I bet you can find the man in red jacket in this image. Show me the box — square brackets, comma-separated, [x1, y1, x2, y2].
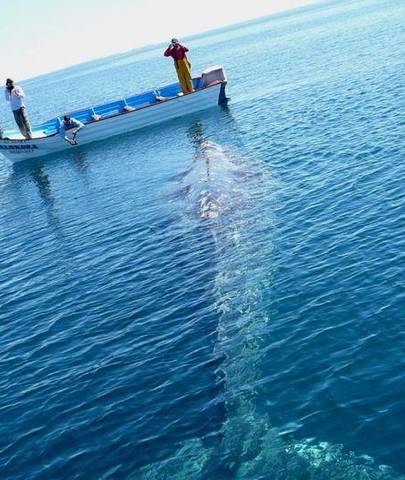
[164, 39, 194, 94]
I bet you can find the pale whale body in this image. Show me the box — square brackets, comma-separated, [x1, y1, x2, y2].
[133, 140, 403, 480]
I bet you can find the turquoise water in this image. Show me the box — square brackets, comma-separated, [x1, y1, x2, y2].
[1, 0, 405, 478]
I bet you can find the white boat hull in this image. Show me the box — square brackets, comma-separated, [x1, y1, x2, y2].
[0, 81, 226, 163]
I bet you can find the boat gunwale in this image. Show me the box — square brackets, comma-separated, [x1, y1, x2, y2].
[0, 81, 226, 144]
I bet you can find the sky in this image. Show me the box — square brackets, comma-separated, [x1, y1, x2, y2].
[1, 0, 320, 80]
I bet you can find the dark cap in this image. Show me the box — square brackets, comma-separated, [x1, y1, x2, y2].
[6, 78, 13, 84]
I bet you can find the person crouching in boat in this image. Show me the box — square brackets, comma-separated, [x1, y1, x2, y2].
[60, 116, 84, 145]
[164, 39, 194, 94]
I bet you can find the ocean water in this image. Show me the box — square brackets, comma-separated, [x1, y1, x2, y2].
[1, 0, 405, 478]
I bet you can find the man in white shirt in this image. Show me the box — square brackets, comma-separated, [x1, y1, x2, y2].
[59, 116, 85, 145]
[4, 78, 32, 139]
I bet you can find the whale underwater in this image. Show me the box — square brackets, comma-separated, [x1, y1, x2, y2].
[131, 136, 404, 480]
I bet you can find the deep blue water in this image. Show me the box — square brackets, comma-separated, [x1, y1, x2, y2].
[1, 0, 405, 478]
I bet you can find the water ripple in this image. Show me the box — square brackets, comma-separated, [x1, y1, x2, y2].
[1, 1, 405, 479]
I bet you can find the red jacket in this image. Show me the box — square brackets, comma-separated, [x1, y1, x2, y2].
[164, 44, 189, 61]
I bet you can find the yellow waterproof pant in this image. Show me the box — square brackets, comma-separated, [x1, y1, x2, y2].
[175, 58, 194, 93]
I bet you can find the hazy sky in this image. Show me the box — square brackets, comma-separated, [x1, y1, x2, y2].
[1, 0, 320, 80]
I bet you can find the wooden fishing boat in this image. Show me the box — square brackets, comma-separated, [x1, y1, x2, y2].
[0, 66, 228, 163]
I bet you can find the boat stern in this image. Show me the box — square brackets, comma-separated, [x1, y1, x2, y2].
[201, 66, 229, 105]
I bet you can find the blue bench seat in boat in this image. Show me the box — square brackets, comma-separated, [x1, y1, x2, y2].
[67, 108, 94, 124]
[158, 83, 182, 98]
[34, 118, 60, 137]
[125, 91, 157, 109]
[193, 77, 203, 90]
[93, 100, 125, 118]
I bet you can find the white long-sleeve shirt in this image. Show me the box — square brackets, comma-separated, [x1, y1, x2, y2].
[4, 86, 25, 111]
[59, 118, 85, 139]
